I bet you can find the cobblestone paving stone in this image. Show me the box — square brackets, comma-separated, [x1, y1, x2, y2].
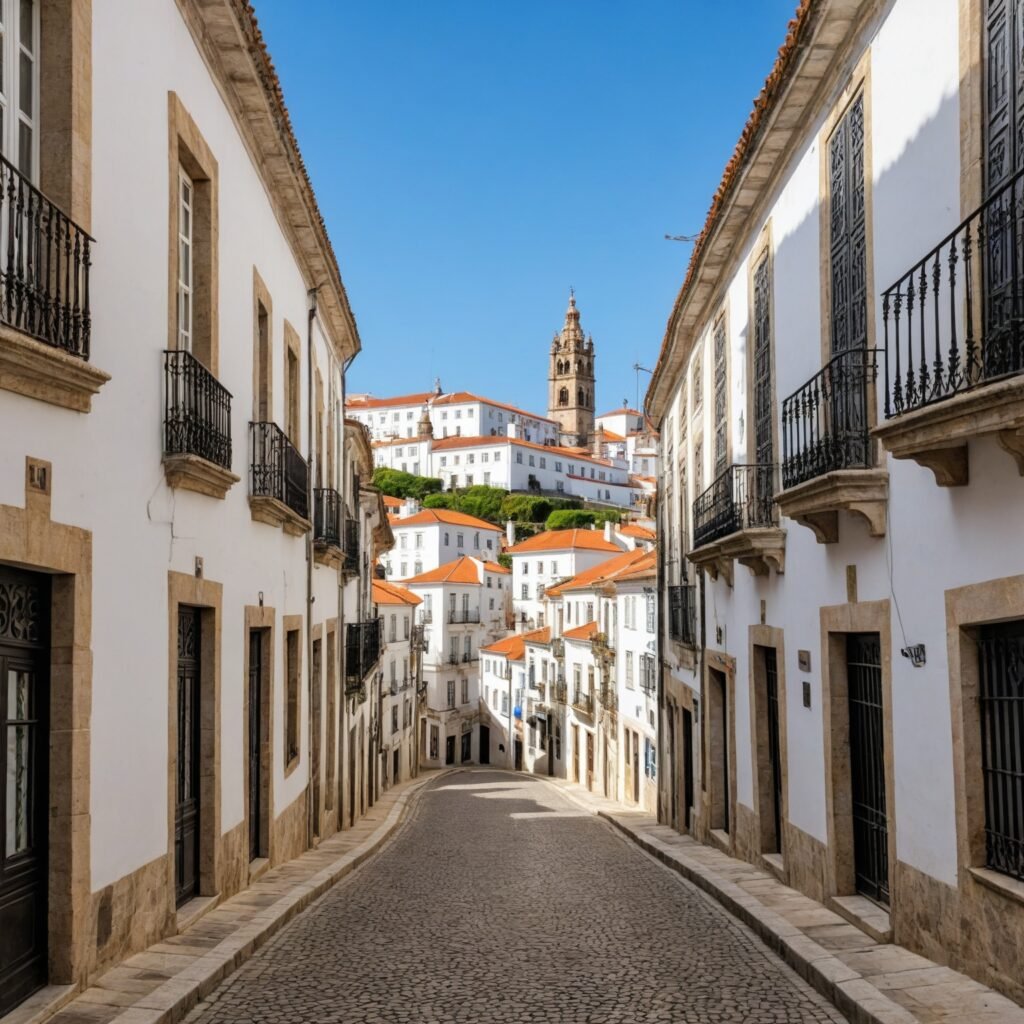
[185, 771, 846, 1023]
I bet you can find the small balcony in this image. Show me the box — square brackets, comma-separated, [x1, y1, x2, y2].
[689, 464, 785, 585]
[249, 421, 310, 534]
[875, 166, 1024, 485]
[777, 348, 888, 543]
[553, 681, 568, 705]
[0, 155, 110, 411]
[599, 687, 618, 717]
[342, 515, 359, 575]
[572, 690, 594, 716]
[312, 487, 343, 567]
[162, 349, 238, 498]
[345, 618, 382, 693]
[667, 584, 697, 647]
[448, 609, 480, 624]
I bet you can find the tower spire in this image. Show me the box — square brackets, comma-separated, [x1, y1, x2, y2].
[547, 290, 596, 447]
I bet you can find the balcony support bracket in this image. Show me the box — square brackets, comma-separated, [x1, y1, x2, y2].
[688, 527, 786, 587]
[164, 453, 239, 500]
[249, 495, 312, 536]
[875, 375, 1024, 486]
[775, 469, 888, 544]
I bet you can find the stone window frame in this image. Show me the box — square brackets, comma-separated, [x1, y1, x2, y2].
[946, 574, 1024, 910]
[243, 604, 275, 874]
[703, 649, 736, 853]
[252, 267, 273, 423]
[283, 320, 301, 445]
[819, 598, 896, 920]
[325, 621, 338, 817]
[745, 222, 779, 468]
[283, 615, 303, 777]
[166, 571, 223, 914]
[167, 92, 219, 376]
[748, 625, 789, 874]
[711, 309, 730, 478]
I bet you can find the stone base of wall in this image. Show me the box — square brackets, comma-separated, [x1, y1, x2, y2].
[217, 818, 248, 902]
[732, 802, 760, 863]
[272, 787, 308, 867]
[782, 821, 829, 903]
[87, 852, 172, 983]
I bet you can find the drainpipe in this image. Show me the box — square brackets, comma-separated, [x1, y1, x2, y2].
[340, 350, 355, 825]
[306, 287, 319, 848]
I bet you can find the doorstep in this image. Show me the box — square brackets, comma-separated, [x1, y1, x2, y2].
[27, 771, 448, 1024]
[539, 775, 1024, 1024]
[0, 986, 77, 1024]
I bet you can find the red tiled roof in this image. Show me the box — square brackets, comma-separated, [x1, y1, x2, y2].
[390, 509, 503, 532]
[346, 390, 437, 411]
[597, 407, 643, 419]
[620, 524, 656, 541]
[482, 560, 510, 575]
[431, 392, 556, 424]
[547, 548, 651, 596]
[614, 551, 658, 582]
[372, 580, 421, 606]
[382, 495, 403, 509]
[403, 556, 481, 586]
[430, 434, 616, 470]
[481, 627, 551, 660]
[563, 621, 599, 642]
[346, 390, 555, 424]
[506, 529, 621, 555]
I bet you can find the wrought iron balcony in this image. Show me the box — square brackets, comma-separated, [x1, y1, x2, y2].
[781, 348, 880, 489]
[689, 464, 784, 582]
[250, 421, 309, 522]
[448, 609, 480, 624]
[693, 463, 777, 548]
[342, 516, 359, 573]
[553, 681, 567, 704]
[571, 690, 594, 716]
[876, 166, 1024, 484]
[0, 155, 92, 358]
[551, 638, 565, 659]
[461, 651, 477, 663]
[163, 349, 232, 469]
[313, 487, 341, 547]
[411, 624, 427, 652]
[667, 584, 697, 646]
[345, 618, 382, 692]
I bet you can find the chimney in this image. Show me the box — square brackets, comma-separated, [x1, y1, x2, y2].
[401, 497, 419, 519]
[603, 520, 614, 544]
[506, 420, 519, 439]
[506, 519, 516, 548]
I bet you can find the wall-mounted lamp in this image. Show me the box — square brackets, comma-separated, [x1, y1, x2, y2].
[901, 644, 926, 667]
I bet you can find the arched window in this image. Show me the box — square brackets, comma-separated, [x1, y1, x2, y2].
[558, 387, 569, 407]
[578, 387, 584, 405]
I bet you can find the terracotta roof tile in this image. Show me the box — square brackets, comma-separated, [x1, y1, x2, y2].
[481, 626, 551, 659]
[403, 556, 482, 586]
[483, 560, 511, 575]
[372, 580, 421, 606]
[390, 509, 503, 532]
[546, 548, 651, 596]
[620, 524, 656, 541]
[563, 621, 600, 642]
[506, 529, 622, 555]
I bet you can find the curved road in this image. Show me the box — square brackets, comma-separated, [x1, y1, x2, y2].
[187, 770, 844, 1023]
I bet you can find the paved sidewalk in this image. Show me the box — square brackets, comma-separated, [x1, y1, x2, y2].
[539, 775, 1024, 1024]
[11, 771, 446, 1024]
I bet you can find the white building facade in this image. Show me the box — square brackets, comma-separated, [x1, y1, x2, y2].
[381, 505, 504, 581]
[649, 0, 1024, 1004]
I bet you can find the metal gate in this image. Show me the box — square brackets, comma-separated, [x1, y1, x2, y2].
[977, 621, 1024, 881]
[764, 647, 783, 854]
[0, 568, 50, 1017]
[847, 633, 888, 904]
[175, 607, 201, 907]
[247, 629, 262, 863]
[753, 252, 774, 515]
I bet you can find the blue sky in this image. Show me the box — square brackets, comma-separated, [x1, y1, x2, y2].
[255, 1, 797, 417]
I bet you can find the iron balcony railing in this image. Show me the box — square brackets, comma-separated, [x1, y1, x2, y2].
[572, 690, 594, 716]
[419, 610, 433, 624]
[448, 609, 480, 624]
[692, 463, 777, 549]
[250, 421, 309, 521]
[345, 618, 382, 691]
[446, 653, 460, 665]
[883, 166, 1024, 418]
[313, 487, 341, 547]
[461, 651, 477, 663]
[667, 584, 697, 646]
[163, 349, 232, 469]
[342, 516, 359, 573]
[781, 348, 880, 489]
[0, 154, 92, 358]
[553, 681, 567, 704]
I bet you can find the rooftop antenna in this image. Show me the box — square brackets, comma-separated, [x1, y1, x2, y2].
[633, 363, 653, 414]
[664, 233, 700, 242]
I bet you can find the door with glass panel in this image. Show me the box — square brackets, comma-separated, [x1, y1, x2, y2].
[0, 566, 49, 1017]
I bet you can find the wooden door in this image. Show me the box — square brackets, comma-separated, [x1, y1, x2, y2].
[586, 732, 594, 791]
[247, 629, 262, 862]
[0, 569, 49, 1017]
[175, 607, 201, 907]
[624, 730, 632, 799]
[571, 725, 580, 783]
[445, 735, 455, 765]
[682, 708, 694, 831]
[311, 639, 321, 839]
[479, 724, 490, 764]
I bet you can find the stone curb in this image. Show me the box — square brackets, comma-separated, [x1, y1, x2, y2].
[99, 770, 450, 1024]
[536, 777, 917, 1024]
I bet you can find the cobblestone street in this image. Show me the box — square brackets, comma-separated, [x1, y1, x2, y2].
[186, 770, 844, 1024]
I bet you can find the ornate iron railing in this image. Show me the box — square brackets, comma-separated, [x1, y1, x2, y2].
[667, 584, 696, 646]
[0, 155, 92, 358]
[448, 609, 480, 624]
[249, 421, 309, 521]
[883, 166, 1024, 417]
[692, 463, 777, 549]
[781, 348, 880, 489]
[342, 516, 359, 572]
[553, 681, 567, 704]
[345, 618, 382, 691]
[640, 655, 657, 697]
[572, 690, 593, 715]
[461, 651, 477, 663]
[163, 350, 232, 469]
[313, 488, 341, 547]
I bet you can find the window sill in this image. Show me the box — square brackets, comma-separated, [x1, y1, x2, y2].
[761, 851, 786, 882]
[164, 453, 239, 499]
[175, 893, 220, 934]
[827, 894, 892, 944]
[0, 321, 109, 412]
[873, 373, 1024, 486]
[968, 866, 1024, 909]
[708, 828, 732, 854]
[249, 495, 311, 536]
[248, 857, 270, 885]
[283, 753, 301, 779]
[775, 468, 887, 543]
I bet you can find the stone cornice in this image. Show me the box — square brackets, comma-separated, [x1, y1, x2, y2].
[176, 0, 359, 362]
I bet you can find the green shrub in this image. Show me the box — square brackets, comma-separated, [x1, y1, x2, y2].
[372, 468, 443, 500]
[544, 508, 622, 531]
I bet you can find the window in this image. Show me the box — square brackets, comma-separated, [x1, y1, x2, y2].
[501, 692, 509, 715]
[391, 706, 399, 734]
[399, 534, 407, 549]
[467, 454, 475, 464]
[446, 680, 456, 708]
[465, 474, 473, 486]
[495, 451, 502, 462]
[536, 584, 545, 600]
[487, 538, 493, 549]
[521, 584, 529, 599]
[692, 348, 703, 409]
[430, 725, 439, 759]
[713, 318, 728, 475]
[404, 616, 410, 639]
[536, 561, 543, 573]
[586, 602, 594, 622]
[285, 335, 300, 443]
[177, 170, 194, 352]
[457, 533, 464, 548]
[440, 456, 447, 467]
[516, 451, 523, 464]
[626, 652, 634, 688]
[484, 472, 491, 485]
[415, 532, 423, 549]
[523, 563, 529, 575]
[461, 678, 469, 704]
[444, 532, 450, 546]
[646, 595, 656, 633]
[389, 614, 397, 641]
[395, 447, 403, 457]
[489, 597, 494, 609]
[529, 455, 535, 466]
[414, 561, 422, 575]
[474, 532, 480, 548]
[285, 627, 300, 765]
[0, 1, 38, 179]
[540, 457, 546, 469]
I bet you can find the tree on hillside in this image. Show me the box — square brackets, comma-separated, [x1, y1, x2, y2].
[545, 508, 621, 531]
[372, 468, 443, 500]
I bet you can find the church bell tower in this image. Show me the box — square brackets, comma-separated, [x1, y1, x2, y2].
[547, 290, 595, 447]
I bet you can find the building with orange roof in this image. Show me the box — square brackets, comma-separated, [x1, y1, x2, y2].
[381, 505, 504, 582]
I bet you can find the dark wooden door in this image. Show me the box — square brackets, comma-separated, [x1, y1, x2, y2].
[632, 734, 640, 803]
[0, 569, 49, 1017]
[175, 607, 201, 907]
[460, 731, 471, 763]
[479, 724, 490, 764]
[764, 647, 783, 854]
[847, 633, 888, 905]
[682, 708, 694, 831]
[445, 735, 455, 765]
[311, 639, 321, 839]
[247, 629, 262, 863]
[586, 732, 594, 791]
